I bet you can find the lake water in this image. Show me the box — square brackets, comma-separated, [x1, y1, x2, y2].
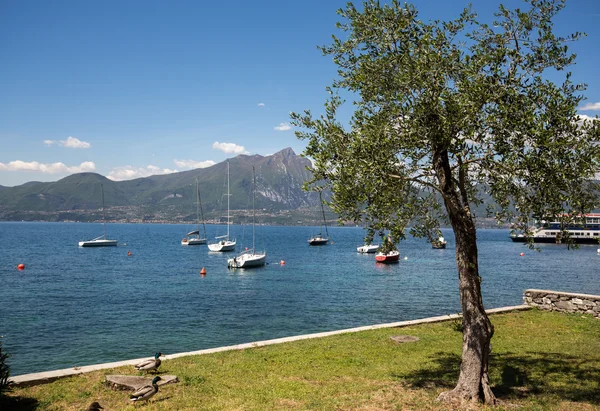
[1, 222, 599, 375]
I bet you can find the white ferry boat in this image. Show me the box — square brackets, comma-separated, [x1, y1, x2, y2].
[510, 214, 600, 244]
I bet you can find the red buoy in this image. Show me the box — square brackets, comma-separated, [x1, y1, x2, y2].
[520, 252, 525, 257]
[127, 251, 132, 256]
[17, 263, 25, 270]
[200, 267, 207, 276]
[280, 260, 285, 265]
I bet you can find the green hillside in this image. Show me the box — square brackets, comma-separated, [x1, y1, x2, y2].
[0, 148, 324, 222]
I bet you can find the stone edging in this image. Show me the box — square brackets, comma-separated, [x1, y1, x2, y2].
[10, 304, 530, 387]
[524, 289, 600, 318]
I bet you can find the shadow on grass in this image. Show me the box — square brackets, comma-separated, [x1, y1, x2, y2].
[0, 394, 39, 410]
[394, 351, 600, 405]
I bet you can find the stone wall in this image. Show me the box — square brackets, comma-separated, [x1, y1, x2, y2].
[523, 289, 600, 318]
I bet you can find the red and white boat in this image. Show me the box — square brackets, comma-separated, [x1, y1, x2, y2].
[375, 250, 400, 263]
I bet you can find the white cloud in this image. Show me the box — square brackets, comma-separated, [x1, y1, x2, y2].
[579, 102, 600, 111]
[107, 165, 177, 181]
[0, 160, 96, 174]
[258, 103, 265, 107]
[61, 136, 91, 148]
[576, 114, 599, 122]
[43, 136, 91, 149]
[212, 141, 249, 155]
[274, 122, 292, 131]
[173, 159, 216, 169]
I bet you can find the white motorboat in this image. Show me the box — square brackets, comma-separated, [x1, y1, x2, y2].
[357, 244, 379, 253]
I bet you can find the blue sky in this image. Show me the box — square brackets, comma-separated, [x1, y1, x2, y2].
[1, 0, 599, 186]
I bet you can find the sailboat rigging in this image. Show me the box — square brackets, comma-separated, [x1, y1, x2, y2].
[208, 161, 236, 252]
[181, 177, 207, 246]
[79, 183, 118, 247]
[308, 191, 329, 245]
[228, 166, 266, 268]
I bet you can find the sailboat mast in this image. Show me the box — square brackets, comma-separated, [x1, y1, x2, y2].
[320, 191, 328, 237]
[195, 178, 200, 232]
[197, 177, 207, 239]
[101, 183, 107, 240]
[252, 166, 256, 252]
[226, 161, 230, 239]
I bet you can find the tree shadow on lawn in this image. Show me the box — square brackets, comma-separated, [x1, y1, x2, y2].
[0, 394, 39, 410]
[393, 351, 600, 405]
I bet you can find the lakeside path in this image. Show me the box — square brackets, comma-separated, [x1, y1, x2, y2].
[4, 306, 600, 410]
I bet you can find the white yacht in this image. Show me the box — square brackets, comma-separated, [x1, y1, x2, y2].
[510, 214, 600, 244]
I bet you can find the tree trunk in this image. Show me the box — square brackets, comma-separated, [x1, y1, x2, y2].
[433, 149, 496, 405]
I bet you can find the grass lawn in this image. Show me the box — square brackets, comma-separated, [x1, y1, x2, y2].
[2, 309, 599, 410]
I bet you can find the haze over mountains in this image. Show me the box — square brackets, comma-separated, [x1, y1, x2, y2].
[0, 148, 330, 223]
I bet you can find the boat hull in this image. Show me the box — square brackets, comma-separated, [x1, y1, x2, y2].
[308, 237, 328, 246]
[181, 238, 207, 246]
[432, 242, 447, 249]
[375, 251, 399, 263]
[208, 240, 236, 252]
[79, 239, 118, 247]
[228, 252, 266, 268]
[510, 235, 600, 244]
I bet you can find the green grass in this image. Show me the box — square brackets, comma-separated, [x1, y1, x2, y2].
[2, 309, 599, 410]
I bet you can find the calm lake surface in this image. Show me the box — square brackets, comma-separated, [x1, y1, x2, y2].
[1, 222, 599, 375]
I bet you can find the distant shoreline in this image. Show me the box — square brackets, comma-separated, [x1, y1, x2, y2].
[0, 218, 510, 229]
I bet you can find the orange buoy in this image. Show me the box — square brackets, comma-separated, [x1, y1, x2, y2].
[200, 267, 207, 276]
[127, 251, 132, 256]
[280, 260, 285, 265]
[520, 252, 525, 257]
[17, 263, 25, 270]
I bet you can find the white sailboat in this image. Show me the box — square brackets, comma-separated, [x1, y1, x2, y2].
[79, 184, 118, 247]
[308, 191, 329, 245]
[228, 167, 266, 268]
[181, 177, 207, 246]
[208, 161, 236, 252]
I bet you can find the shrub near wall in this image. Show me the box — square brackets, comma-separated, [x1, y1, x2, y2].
[0, 334, 10, 396]
[524, 289, 600, 318]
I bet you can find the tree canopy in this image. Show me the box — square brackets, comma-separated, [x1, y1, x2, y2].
[293, 0, 599, 244]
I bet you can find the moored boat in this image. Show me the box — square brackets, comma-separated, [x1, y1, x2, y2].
[228, 167, 266, 269]
[308, 233, 328, 246]
[308, 191, 329, 246]
[357, 244, 379, 253]
[79, 184, 118, 247]
[208, 161, 236, 252]
[181, 177, 207, 246]
[432, 236, 447, 249]
[375, 250, 400, 263]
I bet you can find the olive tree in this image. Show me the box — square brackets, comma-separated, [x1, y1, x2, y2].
[292, 0, 599, 404]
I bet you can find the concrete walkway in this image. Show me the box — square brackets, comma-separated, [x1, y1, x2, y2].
[10, 304, 530, 387]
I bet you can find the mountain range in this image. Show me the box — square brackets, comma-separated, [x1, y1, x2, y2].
[0, 148, 331, 224]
